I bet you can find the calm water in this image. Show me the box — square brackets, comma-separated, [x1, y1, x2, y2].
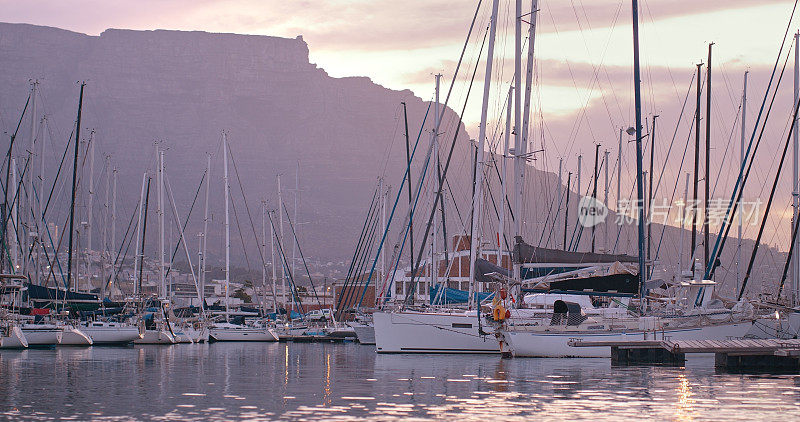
[0, 342, 799, 421]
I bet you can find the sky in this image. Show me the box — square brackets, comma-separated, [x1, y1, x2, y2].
[4, 0, 800, 254]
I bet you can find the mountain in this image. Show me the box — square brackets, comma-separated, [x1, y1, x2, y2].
[0, 23, 786, 299]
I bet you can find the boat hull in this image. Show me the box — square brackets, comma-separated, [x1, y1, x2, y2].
[81, 325, 142, 345]
[0, 326, 28, 349]
[373, 311, 498, 354]
[21, 325, 62, 346]
[209, 327, 279, 342]
[348, 322, 376, 345]
[505, 321, 754, 358]
[59, 327, 93, 346]
[134, 329, 175, 344]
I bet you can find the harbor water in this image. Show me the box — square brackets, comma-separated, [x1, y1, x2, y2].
[1, 342, 799, 420]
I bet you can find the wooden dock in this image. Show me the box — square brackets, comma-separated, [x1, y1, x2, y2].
[568, 338, 800, 372]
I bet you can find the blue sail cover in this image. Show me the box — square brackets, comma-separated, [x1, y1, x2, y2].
[429, 285, 494, 305]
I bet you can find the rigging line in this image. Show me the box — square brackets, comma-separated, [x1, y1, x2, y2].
[282, 201, 322, 308]
[402, 28, 485, 307]
[706, 0, 799, 279]
[227, 144, 270, 270]
[163, 169, 205, 278]
[106, 196, 140, 293]
[778, 198, 800, 298]
[651, 70, 696, 200]
[739, 96, 800, 300]
[342, 199, 383, 311]
[335, 185, 380, 315]
[372, 101, 434, 308]
[653, 102, 698, 265]
[227, 187, 251, 272]
[266, 209, 305, 313]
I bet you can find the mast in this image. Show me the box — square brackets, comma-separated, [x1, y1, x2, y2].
[270, 207, 278, 311]
[500, 86, 513, 262]
[278, 175, 285, 308]
[679, 173, 690, 278]
[401, 102, 415, 281]
[739, 71, 748, 298]
[513, 0, 524, 250]
[468, 0, 500, 309]
[292, 162, 299, 290]
[604, 149, 609, 252]
[138, 177, 152, 298]
[432, 73, 441, 291]
[563, 172, 572, 250]
[691, 63, 702, 272]
[647, 115, 657, 278]
[111, 167, 117, 281]
[158, 147, 166, 298]
[223, 132, 231, 319]
[705, 43, 713, 275]
[794, 33, 799, 306]
[201, 154, 211, 307]
[521, 0, 538, 234]
[617, 128, 623, 246]
[632, 0, 647, 313]
[67, 82, 85, 291]
[87, 130, 95, 291]
[102, 155, 110, 298]
[592, 144, 599, 253]
[133, 173, 146, 296]
[27, 80, 37, 280]
[10, 159, 18, 272]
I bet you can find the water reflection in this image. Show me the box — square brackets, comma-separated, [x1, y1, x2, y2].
[0, 344, 799, 420]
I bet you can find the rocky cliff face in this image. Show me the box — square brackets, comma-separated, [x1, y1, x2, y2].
[0, 23, 473, 270]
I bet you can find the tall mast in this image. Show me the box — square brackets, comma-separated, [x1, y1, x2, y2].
[513, 0, 524, 246]
[67, 82, 85, 291]
[87, 130, 95, 291]
[27, 80, 37, 280]
[133, 173, 146, 296]
[158, 147, 166, 298]
[201, 154, 211, 307]
[592, 144, 599, 253]
[292, 162, 299, 289]
[111, 167, 117, 286]
[617, 128, 623, 246]
[631, 0, 647, 313]
[270, 207, 278, 311]
[604, 149, 610, 252]
[647, 115, 657, 278]
[401, 102, 415, 280]
[521, 0, 538, 235]
[10, 159, 18, 272]
[794, 33, 799, 306]
[278, 175, 285, 308]
[738, 71, 748, 298]
[468, 0, 500, 309]
[102, 155, 110, 298]
[138, 177, 152, 298]
[38, 114, 47, 285]
[704, 43, 713, 275]
[223, 132, 231, 318]
[691, 63, 702, 273]
[563, 172, 572, 250]
[679, 173, 690, 278]
[500, 86, 513, 262]
[432, 73, 441, 291]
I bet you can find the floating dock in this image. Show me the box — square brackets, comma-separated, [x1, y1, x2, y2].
[568, 338, 800, 372]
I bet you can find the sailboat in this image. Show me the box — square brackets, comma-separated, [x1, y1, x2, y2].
[207, 132, 279, 342]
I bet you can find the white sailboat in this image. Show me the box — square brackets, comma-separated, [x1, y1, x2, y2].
[20, 323, 62, 346]
[79, 321, 141, 345]
[206, 133, 279, 342]
[0, 323, 28, 349]
[58, 324, 93, 346]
